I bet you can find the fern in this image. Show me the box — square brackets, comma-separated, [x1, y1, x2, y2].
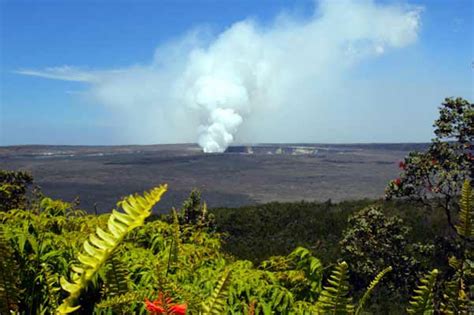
[288, 246, 323, 298]
[56, 185, 167, 314]
[456, 179, 473, 239]
[316, 261, 355, 314]
[440, 277, 470, 314]
[270, 285, 294, 311]
[202, 269, 232, 314]
[407, 269, 438, 314]
[170, 208, 182, 268]
[104, 255, 130, 297]
[40, 263, 60, 312]
[96, 291, 142, 309]
[439, 256, 471, 314]
[0, 228, 21, 314]
[355, 266, 392, 315]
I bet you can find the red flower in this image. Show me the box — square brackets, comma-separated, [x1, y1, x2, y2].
[394, 178, 401, 186]
[145, 299, 165, 313]
[145, 293, 187, 315]
[169, 304, 187, 315]
[431, 159, 438, 165]
[398, 161, 406, 170]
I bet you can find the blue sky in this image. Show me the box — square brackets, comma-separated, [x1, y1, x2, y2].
[0, 0, 472, 146]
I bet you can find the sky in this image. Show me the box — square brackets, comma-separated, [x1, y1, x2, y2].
[0, 0, 472, 148]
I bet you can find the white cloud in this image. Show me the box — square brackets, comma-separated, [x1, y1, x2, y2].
[16, 66, 100, 82]
[17, 0, 423, 150]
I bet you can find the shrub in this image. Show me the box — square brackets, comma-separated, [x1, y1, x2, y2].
[340, 206, 433, 298]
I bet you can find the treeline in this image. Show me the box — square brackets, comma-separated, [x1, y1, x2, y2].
[211, 198, 450, 264]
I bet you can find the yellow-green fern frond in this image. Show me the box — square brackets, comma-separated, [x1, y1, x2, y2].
[456, 180, 473, 238]
[56, 185, 167, 314]
[355, 266, 392, 315]
[316, 261, 355, 314]
[202, 269, 232, 315]
[407, 269, 438, 315]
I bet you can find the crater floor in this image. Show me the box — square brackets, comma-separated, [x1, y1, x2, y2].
[0, 143, 427, 213]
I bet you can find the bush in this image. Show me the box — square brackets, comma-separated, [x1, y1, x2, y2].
[0, 170, 33, 212]
[340, 207, 434, 302]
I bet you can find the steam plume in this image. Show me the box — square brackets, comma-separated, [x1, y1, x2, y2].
[17, 0, 422, 152]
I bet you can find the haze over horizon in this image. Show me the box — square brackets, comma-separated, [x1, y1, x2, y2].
[1, 0, 473, 150]
[1, 141, 432, 148]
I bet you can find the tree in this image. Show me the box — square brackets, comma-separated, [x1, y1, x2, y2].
[340, 207, 432, 299]
[0, 170, 33, 212]
[386, 97, 473, 231]
[179, 189, 215, 230]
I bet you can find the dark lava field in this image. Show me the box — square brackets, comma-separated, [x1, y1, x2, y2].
[0, 143, 428, 213]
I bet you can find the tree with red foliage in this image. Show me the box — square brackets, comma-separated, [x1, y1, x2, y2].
[386, 97, 473, 232]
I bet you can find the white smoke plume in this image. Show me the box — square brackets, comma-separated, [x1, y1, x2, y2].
[17, 0, 422, 152]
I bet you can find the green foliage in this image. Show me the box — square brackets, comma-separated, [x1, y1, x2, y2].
[0, 196, 91, 314]
[182, 189, 202, 224]
[340, 206, 432, 298]
[440, 257, 472, 314]
[434, 97, 473, 144]
[104, 255, 130, 298]
[167, 208, 182, 273]
[316, 261, 355, 314]
[456, 179, 474, 239]
[0, 190, 460, 314]
[355, 266, 392, 315]
[0, 170, 33, 212]
[96, 291, 143, 310]
[212, 199, 373, 263]
[0, 228, 21, 314]
[287, 247, 323, 300]
[202, 269, 232, 314]
[440, 179, 474, 314]
[0, 162, 471, 314]
[386, 97, 473, 231]
[407, 269, 438, 314]
[57, 185, 168, 314]
[179, 189, 215, 230]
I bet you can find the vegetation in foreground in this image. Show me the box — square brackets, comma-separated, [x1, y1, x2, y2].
[0, 97, 472, 314]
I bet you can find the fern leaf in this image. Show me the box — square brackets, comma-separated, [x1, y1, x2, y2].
[104, 255, 130, 297]
[0, 228, 21, 314]
[407, 269, 438, 315]
[289, 246, 323, 299]
[355, 266, 392, 315]
[171, 208, 181, 266]
[96, 291, 142, 309]
[202, 269, 232, 315]
[316, 261, 355, 314]
[456, 180, 473, 238]
[439, 256, 471, 314]
[56, 185, 167, 314]
[41, 263, 61, 312]
[440, 277, 470, 314]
